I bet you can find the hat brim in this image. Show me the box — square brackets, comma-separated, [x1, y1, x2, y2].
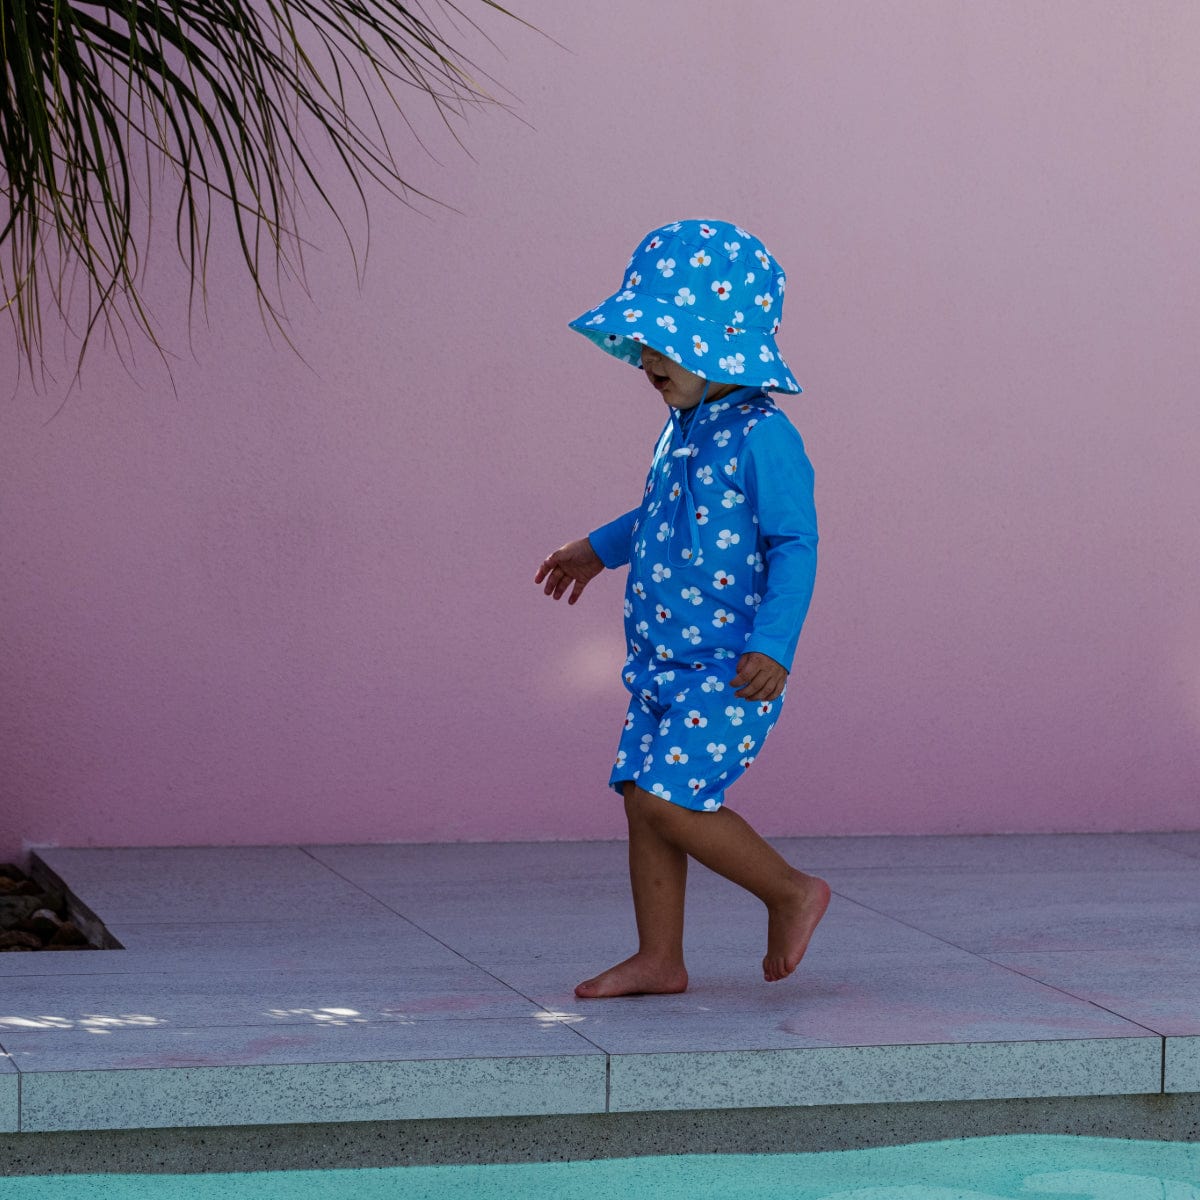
[569, 291, 801, 394]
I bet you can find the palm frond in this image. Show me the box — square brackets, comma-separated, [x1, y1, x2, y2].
[0, 0, 533, 389]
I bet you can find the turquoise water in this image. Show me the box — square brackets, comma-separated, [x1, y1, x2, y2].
[7, 1135, 1200, 1198]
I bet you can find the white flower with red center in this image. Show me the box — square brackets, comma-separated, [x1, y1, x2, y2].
[649, 783, 672, 801]
[759, 345, 775, 362]
[646, 236, 663, 251]
[718, 353, 745, 375]
[699, 223, 717, 238]
[711, 280, 733, 302]
[655, 603, 671, 624]
[622, 712, 635, 731]
[655, 644, 671, 661]
[724, 456, 738, 476]
[763, 377, 780, 388]
[721, 490, 744, 509]
[689, 777, 707, 795]
[743, 419, 758, 436]
[691, 335, 708, 356]
[754, 293, 773, 313]
[738, 755, 755, 769]
[757, 700, 774, 716]
[713, 609, 735, 628]
[657, 521, 671, 542]
[696, 464, 714, 485]
[633, 581, 646, 599]
[657, 257, 675, 277]
[755, 248, 770, 270]
[690, 249, 712, 268]
[681, 625, 701, 645]
[656, 314, 677, 333]
[684, 710, 708, 729]
[666, 747, 689, 765]
[624, 670, 636, 684]
[738, 735, 756, 754]
[615, 749, 627, 769]
[694, 505, 710, 525]
[725, 705, 745, 727]
[712, 569, 734, 590]
[701, 675, 725, 693]
[707, 742, 727, 762]
[651, 562, 672, 583]
[713, 428, 731, 448]
[681, 585, 703, 606]
[630, 332, 647, 344]
[724, 240, 740, 260]
[623, 308, 642, 323]
[771, 317, 781, 334]
[675, 287, 696, 307]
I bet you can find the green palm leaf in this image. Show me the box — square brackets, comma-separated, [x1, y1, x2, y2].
[0, 0, 530, 387]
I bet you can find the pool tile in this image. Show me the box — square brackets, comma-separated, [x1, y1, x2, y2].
[16, 1018, 604, 1130]
[609, 1036, 1160, 1111]
[990, 948, 1200, 1036]
[1165, 1036, 1200, 1092]
[824, 868, 1200, 952]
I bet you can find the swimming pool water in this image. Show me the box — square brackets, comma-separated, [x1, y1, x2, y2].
[7, 1135, 1200, 1198]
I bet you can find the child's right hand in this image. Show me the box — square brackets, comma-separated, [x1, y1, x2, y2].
[535, 538, 605, 605]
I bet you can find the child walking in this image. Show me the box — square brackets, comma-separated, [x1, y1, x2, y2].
[535, 219, 830, 999]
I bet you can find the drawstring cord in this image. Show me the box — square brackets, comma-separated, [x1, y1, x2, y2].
[666, 381, 709, 567]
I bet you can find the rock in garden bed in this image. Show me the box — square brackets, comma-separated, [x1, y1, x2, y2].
[0, 863, 94, 951]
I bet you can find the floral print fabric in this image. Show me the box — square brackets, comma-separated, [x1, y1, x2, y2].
[589, 387, 818, 812]
[569, 218, 802, 394]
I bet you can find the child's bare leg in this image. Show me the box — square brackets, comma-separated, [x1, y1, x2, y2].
[625, 784, 830, 982]
[574, 784, 690, 999]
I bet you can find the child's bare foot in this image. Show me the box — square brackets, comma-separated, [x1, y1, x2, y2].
[763, 870, 831, 982]
[574, 953, 689, 999]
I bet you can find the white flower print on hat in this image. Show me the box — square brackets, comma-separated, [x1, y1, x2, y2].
[569, 219, 802, 393]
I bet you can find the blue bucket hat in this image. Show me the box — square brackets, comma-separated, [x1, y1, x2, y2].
[569, 218, 801, 394]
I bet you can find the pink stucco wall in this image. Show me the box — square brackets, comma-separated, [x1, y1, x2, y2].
[2, 2, 1199, 861]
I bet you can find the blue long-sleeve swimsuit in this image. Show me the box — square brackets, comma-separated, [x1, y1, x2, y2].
[588, 385, 818, 811]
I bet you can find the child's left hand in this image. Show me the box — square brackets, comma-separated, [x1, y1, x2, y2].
[731, 652, 788, 701]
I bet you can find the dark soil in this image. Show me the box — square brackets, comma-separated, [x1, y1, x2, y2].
[0, 863, 95, 951]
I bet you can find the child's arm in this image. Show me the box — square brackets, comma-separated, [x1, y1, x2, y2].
[535, 508, 638, 605]
[738, 419, 819, 677]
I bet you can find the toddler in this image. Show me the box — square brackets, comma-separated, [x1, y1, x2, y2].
[535, 219, 829, 998]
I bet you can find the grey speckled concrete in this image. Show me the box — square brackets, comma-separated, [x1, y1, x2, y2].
[2, 834, 1195, 1136]
[0, 1050, 16, 1134]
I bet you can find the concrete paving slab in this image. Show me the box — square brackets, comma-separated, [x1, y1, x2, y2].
[0, 963, 546, 1036]
[825, 868, 1200, 953]
[0, 1049, 16, 1134]
[990, 948, 1200, 1036]
[14, 1020, 605, 1130]
[1166, 1037, 1200, 1092]
[0, 930, 471, 977]
[305, 840, 629, 886]
[1146, 832, 1200, 861]
[608, 1037, 1161, 1111]
[771, 833, 1198, 872]
[492, 951, 1157, 1047]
